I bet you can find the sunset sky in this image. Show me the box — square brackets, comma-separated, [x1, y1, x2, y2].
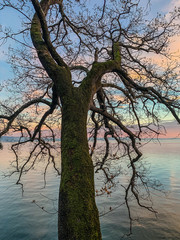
[0, 0, 180, 138]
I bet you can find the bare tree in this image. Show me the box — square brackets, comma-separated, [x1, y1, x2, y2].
[0, 0, 180, 239]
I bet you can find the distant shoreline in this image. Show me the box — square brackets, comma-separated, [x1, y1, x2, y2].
[0, 135, 179, 143]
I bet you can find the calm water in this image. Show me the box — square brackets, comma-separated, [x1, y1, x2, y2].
[0, 139, 180, 240]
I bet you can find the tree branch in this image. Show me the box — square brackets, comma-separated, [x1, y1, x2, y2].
[0, 98, 51, 137]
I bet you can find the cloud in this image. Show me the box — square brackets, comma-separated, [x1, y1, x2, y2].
[161, 120, 180, 138]
[164, 0, 180, 11]
[0, 48, 6, 61]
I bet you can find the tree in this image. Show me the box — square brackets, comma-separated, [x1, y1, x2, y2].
[0, 0, 180, 239]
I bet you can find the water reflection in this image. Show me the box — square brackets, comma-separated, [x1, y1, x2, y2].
[0, 139, 180, 239]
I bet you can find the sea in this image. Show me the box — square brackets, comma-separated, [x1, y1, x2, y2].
[0, 137, 180, 240]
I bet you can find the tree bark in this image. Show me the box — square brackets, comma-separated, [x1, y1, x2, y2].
[30, 1, 103, 238]
[58, 88, 102, 240]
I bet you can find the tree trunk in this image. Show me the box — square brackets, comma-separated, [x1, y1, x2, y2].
[58, 88, 102, 240]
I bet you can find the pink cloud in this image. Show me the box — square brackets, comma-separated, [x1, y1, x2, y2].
[160, 121, 180, 138]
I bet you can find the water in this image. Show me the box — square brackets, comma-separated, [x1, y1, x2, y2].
[0, 139, 180, 240]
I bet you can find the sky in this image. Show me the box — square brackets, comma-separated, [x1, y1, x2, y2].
[0, 0, 179, 82]
[0, 0, 180, 138]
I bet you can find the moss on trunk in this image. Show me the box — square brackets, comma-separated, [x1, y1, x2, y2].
[58, 88, 102, 240]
